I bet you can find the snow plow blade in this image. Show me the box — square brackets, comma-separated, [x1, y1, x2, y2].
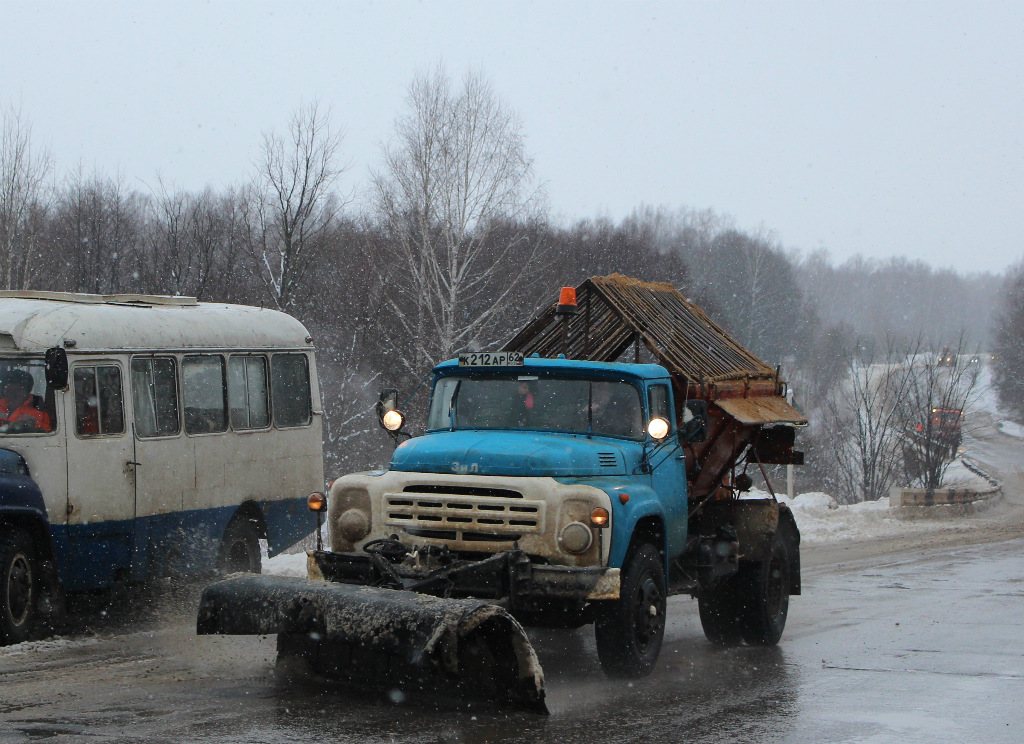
[197, 575, 547, 713]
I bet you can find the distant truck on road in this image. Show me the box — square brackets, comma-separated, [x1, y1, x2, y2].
[199, 275, 806, 711]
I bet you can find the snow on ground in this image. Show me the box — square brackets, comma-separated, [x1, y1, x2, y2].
[0, 636, 99, 657]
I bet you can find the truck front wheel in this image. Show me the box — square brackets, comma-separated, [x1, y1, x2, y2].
[594, 543, 666, 678]
[1, 529, 37, 645]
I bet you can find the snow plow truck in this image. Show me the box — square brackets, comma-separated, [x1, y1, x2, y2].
[196, 274, 806, 713]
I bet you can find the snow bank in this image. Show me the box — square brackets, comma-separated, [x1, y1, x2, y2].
[0, 636, 99, 657]
[263, 550, 309, 577]
[998, 420, 1024, 439]
[753, 488, 968, 545]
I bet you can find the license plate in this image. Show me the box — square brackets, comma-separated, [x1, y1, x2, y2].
[458, 351, 524, 367]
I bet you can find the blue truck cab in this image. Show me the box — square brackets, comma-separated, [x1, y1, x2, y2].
[390, 357, 689, 573]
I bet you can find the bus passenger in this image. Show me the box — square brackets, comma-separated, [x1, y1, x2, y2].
[0, 369, 52, 432]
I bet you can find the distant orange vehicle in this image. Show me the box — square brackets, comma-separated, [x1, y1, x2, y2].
[915, 406, 963, 451]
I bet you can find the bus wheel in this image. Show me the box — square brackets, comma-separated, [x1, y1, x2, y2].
[218, 517, 262, 575]
[594, 542, 666, 678]
[1, 529, 37, 645]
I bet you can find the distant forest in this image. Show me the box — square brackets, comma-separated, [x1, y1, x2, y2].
[2, 72, 1014, 493]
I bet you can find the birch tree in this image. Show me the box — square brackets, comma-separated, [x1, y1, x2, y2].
[371, 67, 546, 379]
[0, 105, 52, 289]
[246, 102, 348, 311]
[823, 339, 916, 503]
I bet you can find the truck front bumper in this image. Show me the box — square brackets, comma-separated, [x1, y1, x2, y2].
[308, 549, 620, 602]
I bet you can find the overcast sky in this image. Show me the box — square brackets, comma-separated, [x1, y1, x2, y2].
[3, 0, 1022, 274]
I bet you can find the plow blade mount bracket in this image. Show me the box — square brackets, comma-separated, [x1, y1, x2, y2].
[197, 575, 547, 713]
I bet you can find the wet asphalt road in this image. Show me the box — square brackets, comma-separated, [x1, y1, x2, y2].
[2, 535, 1023, 744]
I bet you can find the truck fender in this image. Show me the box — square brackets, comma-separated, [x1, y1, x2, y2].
[604, 484, 666, 570]
[777, 504, 801, 595]
[732, 498, 779, 564]
[730, 499, 801, 596]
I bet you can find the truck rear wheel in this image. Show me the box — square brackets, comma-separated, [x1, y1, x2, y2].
[697, 579, 744, 646]
[594, 543, 666, 678]
[1, 529, 37, 645]
[736, 534, 790, 646]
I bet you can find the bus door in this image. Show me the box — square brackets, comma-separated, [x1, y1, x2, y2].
[129, 356, 194, 576]
[64, 362, 135, 590]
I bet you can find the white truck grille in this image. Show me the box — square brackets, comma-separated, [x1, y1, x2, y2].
[383, 488, 545, 542]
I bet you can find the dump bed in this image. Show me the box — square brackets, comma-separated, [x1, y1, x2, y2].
[504, 274, 806, 499]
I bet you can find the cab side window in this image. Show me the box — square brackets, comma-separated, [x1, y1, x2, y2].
[271, 353, 312, 427]
[73, 366, 125, 436]
[648, 384, 671, 425]
[131, 357, 180, 437]
[182, 355, 228, 434]
[227, 355, 270, 429]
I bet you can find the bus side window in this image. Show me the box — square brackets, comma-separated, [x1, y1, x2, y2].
[74, 366, 125, 436]
[183, 355, 228, 435]
[131, 357, 180, 437]
[228, 355, 269, 429]
[271, 353, 312, 427]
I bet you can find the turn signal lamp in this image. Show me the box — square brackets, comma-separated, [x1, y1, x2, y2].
[647, 417, 670, 440]
[590, 507, 609, 528]
[382, 409, 404, 432]
[307, 491, 328, 513]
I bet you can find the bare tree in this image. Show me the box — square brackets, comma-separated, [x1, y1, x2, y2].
[823, 339, 916, 503]
[47, 169, 143, 295]
[143, 182, 248, 300]
[898, 337, 980, 493]
[0, 105, 52, 289]
[245, 102, 348, 310]
[370, 67, 546, 380]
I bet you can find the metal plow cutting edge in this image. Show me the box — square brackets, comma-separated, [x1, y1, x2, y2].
[197, 575, 548, 713]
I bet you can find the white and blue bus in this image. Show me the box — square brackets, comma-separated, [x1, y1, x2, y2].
[0, 292, 324, 644]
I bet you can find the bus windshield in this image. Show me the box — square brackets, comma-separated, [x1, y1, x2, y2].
[0, 357, 54, 434]
[427, 375, 644, 440]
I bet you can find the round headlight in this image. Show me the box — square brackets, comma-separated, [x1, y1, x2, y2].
[647, 417, 670, 440]
[382, 409, 404, 431]
[337, 508, 370, 542]
[559, 521, 593, 554]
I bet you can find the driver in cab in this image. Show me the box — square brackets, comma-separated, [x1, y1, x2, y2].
[0, 369, 52, 433]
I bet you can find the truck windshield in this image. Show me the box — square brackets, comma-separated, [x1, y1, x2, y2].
[0, 357, 55, 435]
[427, 375, 644, 439]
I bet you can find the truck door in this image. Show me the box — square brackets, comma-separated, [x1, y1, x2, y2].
[647, 383, 688, 558]
[64, 362, 136, 590]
